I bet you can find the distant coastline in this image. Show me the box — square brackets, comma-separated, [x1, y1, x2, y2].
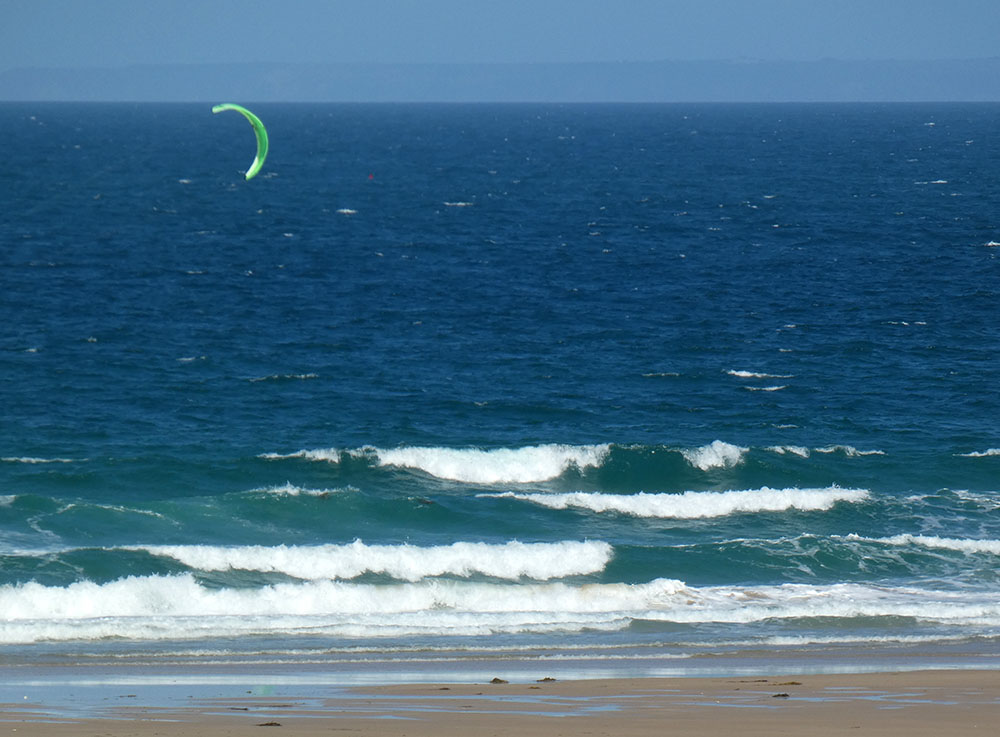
[2, 58, 1000, 102]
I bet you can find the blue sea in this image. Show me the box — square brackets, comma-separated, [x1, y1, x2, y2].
[3, 102, 1000, 679]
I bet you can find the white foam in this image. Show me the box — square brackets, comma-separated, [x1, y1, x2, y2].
[373, 444, 611, 483]
[958, 448, 1000, 457]
[766, 446, 811, 458]
[251, 483, 347, 497]
[2, 576, 996, 645]
[815, 445, 886, 457]
[84, 504, 165, 520]
[128, 540, 614, 582]
[726, 370, 793, 379]
[258, 444, 611, 482]
[484, 487, 869, 519]
[1, 456, 78, 464]
[247, 373, 319, 383]
[640, 581, 1000, 627]
[681, 440, 747, 471]
[0, 575, 686, 643]
[745, 384, 786, 392]
[259, 449, 343, 463]
[846, 534, 1000, 556]
[723, 632, 980, 648]
[767, 445, 886, 458]
[950, 490, 1000, 510]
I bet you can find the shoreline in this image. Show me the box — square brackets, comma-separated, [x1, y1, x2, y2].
[2, 664, 999, 736]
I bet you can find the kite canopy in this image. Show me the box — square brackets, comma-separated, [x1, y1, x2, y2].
[212, 103, 269, 180]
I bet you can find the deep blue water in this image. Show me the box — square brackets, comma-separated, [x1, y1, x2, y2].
[2, 102, 1000, 674]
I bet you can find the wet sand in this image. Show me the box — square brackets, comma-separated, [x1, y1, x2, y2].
[2, 669, 998, 736]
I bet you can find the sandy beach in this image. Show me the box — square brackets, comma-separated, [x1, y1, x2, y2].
[2, 669, 998, 736]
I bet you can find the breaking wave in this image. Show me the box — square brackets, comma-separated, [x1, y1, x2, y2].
[483, 487, 869, 519]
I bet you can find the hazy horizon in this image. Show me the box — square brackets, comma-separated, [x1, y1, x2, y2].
[4, 2, 999, 102]
[3, 58, 1000, 103]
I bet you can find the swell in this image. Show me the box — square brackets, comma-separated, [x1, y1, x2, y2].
[6, 440, 994, 508]
[257, 440, 898, 490]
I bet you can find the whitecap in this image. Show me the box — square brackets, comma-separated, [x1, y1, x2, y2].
[767, 446, 810, 458]
[845, 533, 1000, 556]
[373, 444, 611, 484]
[5, 574, 993, 645]
[259, 448, 343, 463]
[680, 440, 746, 471]
[251, 483, 347, 497]
[247, 373, 319, 383]
[127, 540, 613, 582]
[814, 445, 886, 457]
[485, 486, 868, 519]
[726, 369, 793, 379]
[0, 574, 685, 643]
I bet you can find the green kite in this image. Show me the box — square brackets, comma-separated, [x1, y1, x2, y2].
[212, 103, 269, 180]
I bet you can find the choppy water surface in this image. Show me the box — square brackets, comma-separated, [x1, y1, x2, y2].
[3, 102, 1000, 673]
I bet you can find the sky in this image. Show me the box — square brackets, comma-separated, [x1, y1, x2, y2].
[3, 0, 1000, 73]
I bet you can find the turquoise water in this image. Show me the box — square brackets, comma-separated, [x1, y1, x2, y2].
[3, 102, 1000, 672]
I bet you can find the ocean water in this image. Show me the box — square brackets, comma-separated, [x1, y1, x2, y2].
[3, 102, 1000, 677]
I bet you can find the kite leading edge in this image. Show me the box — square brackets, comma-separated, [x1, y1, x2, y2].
[212, 103, 269, 180]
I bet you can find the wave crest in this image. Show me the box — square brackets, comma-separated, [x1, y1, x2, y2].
[130, 540, 613, 582]
[959, 448, 1000, 458]
[681, 440, 747, 471]
[484, 487, 869, 519]
[374, 444, 611, 483]
[2, 576, 996, 645]
[846, 534, 1000, 556]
